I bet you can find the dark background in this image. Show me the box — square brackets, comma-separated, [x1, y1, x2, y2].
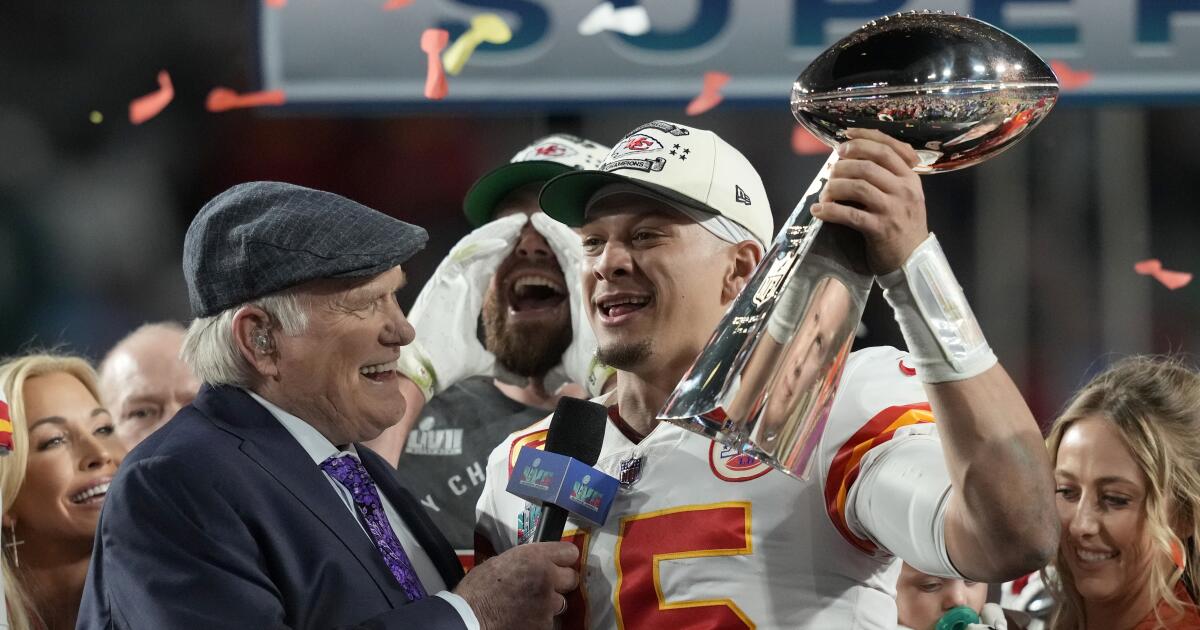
[2, 1, 1198, 424]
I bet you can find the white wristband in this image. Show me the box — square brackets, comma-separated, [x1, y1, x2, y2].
[878, 233, 996, 384]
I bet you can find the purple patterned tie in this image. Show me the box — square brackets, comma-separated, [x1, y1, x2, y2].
[320, 454, 428, 601]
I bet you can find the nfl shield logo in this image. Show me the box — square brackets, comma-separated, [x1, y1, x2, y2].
[618, 456, 643, 487]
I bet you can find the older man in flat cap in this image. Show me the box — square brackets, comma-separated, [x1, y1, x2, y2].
[78, 182, 579, 630]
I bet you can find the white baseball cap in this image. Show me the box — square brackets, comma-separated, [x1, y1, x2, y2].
[463, 133, 610, 227]
[539, 120, 774, 247]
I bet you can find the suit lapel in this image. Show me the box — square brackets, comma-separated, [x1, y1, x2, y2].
[194, 386, 406, 607]
[359, 446, 466, 588]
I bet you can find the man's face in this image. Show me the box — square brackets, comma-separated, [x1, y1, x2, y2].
[482, 183, 572, 378]
[267, 266, 415, 445]
[580, 194, 740, 376]
[101, 326, 201, 449]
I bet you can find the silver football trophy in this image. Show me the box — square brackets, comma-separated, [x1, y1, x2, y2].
[659, 11, 1059, 479]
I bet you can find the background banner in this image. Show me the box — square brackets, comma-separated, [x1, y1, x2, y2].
[261, 0, 1200, 105]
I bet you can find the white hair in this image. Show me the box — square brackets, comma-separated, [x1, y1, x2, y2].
[181, 290, 309, 388]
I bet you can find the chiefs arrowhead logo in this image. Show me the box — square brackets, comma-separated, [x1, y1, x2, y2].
[709, 442, 772, 482]
[534, 143, 573, 158]
[611, 133, 663, 158]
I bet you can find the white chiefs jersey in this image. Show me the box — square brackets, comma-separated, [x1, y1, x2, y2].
[475, 346, 936, 629]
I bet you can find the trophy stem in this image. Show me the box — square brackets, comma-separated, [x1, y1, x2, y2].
[659, 151, 873, 453]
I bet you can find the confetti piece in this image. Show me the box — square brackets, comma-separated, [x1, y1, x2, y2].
[1134, 258, 1193, 290]
[791, 124, 829, 155]
[1133, 259, 1162, 275]
[382, 0, 411, 9]
[1049, 60, 1095, 91]
[685, 71, 730, 116]
[265, 0, 286, 7]
[129, 70, 174, 125]
[578, 1, 650, 36]
[421, 29, 450, 100]
[89, 111, 104, 124]
[442, 13, 512, 76]
[205, 87, 287, 112]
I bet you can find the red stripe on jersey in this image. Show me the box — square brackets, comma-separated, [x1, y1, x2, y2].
[456, 551, 475, 572]
[507, 429, 548, 475]
[824, 403, 934, 554]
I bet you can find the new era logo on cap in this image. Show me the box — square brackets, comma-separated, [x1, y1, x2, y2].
[539, 120, 774, 248]
[735, 185, 751, 205]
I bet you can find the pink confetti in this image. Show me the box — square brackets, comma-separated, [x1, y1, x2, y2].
[128, 70, 174, 125]
[1050, 60, 1095, 91]
[685, 71, 730, 116]
[421, 29, 450, 100]
[265, 0, 286, 7]
[383, 0, 412, 8]
[205, 87, 287, 112]
[791, 125, 829, 156]
[1134, 258, 1192, 290]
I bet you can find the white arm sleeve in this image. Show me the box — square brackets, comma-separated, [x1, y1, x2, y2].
[845, 423, 963, 578]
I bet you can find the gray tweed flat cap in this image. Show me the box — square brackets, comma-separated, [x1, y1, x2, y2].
[184, 181, 428, 318]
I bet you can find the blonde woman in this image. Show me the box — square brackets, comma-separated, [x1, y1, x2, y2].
[0, 354, 125, 630]
[1047, 356, 1200, 629]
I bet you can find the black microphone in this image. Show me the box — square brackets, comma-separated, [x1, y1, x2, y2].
[533, 396, 608, 542]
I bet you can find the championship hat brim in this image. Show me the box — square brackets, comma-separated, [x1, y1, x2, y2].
[539, 169, 720, 228]
[462, 161, 576, 227]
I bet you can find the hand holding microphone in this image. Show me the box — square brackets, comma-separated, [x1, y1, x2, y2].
[458, 398, 610, 628]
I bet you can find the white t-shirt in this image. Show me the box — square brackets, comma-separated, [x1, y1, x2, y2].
[475, 346, 937, 630]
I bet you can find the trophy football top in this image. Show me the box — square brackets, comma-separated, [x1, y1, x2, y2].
[791, 11, 1059, 173]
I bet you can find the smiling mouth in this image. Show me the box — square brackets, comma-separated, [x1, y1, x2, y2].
[598, 295, 651, 319]
[70, 481, 110, 505]
[359, 359, 399, 382]
[508, 274, 567, 313]
[1075, 547, 1118, 564]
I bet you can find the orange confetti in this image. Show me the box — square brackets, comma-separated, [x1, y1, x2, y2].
[265, 0, 286, 7]
[205, 87, 287, 112]
[383, 0, 412, 9]
[421, 29, 450, 100]
[685, 71, 730, 116]
[1050, 60, 1095, 91]
[791, 125, 830, 156]
[129, 70, 174, 125]
[1134, 258, 1192, 290]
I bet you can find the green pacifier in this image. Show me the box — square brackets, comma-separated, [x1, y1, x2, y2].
[935, 605, 981, 630]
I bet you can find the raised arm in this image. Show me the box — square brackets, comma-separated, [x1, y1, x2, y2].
[815, 128, 1057, 581]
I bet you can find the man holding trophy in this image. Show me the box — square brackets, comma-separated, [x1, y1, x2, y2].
[476, 13, 1059, 629]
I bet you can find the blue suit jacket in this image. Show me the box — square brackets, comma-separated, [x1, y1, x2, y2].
[77, 384, 467, 629]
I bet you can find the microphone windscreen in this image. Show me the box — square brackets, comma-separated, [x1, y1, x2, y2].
[543, 397, 608, 467]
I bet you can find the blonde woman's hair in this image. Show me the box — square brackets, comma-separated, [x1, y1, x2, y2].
[0, 352, 103, 630]
[1045, 355, 1200, 629]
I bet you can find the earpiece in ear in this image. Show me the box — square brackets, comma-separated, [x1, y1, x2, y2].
[253, 329, 272, 352]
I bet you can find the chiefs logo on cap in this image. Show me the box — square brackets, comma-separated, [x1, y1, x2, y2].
[534, 143, 572, 158]
[709, 442, 771, 482]
[610, 133, 663, 159]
